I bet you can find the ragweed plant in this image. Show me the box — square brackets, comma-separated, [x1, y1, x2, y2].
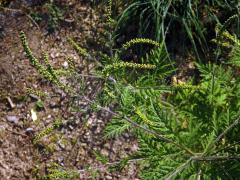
[67, 38, 88, 57]
[26, 88, 47, 97]
[122, 38, 161, 50]
[212, 15, 240, 49]
[106, 0, 114, 24]
[18, 4, 240, 179]
[102, 24, 240, 178]
[43, 52, 58, 80]
[33, 119, 62, 145]
[43, 162, 79, 180]
[213, 29, 240, 49]
[67, 57, 76, 71]
[216, 14, 240, 39]
[20, 31, 68, 90]
[102, 61, 156, 77]
[20, 32, 57, 82]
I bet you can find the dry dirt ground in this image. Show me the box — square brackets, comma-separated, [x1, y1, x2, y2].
[0, 1, 138, 179]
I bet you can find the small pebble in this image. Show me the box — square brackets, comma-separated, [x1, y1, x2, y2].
[69, 125, 74, 130]
[26, 128, 34, 132]
[6, 115, 19, 124]
[106, 175, 113, 180]
[58, 141, 66, 149]
[62, 61, 69, 68]
[29, 94, 40, 100]
[25, 128, 34, 135]
[50, 102, 57, 108]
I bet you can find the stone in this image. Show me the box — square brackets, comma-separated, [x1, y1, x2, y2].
[6, 115, 19, 124]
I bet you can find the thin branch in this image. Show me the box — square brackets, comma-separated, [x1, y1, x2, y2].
[214, 140, 240, 154]
[192, 155, 240, 161]
[26, 14, 40, 29]
[6, 129, 28, 137]
[220, 165, 234, 180]
[7, 96, 15, 109]
[77, 158, 144, 173]
[74, 73, 104, 79]
[214, 117, 240, 144]
[82, 96, 194, 155]
[165, 158, 192, 180]
[164, 155, 240, 180]
[205, 116, 240, 154]
[196, 169, 202, 180]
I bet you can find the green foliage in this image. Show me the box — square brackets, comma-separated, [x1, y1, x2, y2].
[19, 31, 75, 92]
[67, 38, 88, 57]
[20, 32, 62, 85]
[102, 61, 156, 77]
[93, 151, 109, 164]
[26, 88, 47, 97]
[103, 29, 240, 178]
[19, 3, 240, 179]
[45, 2, 64, 32]
[43, 163, 79, 180]
[35, 99, 45, 110]
[104, 117, 131, 139]
[122, 38, 161, 50]
[33, 119, 62, 144]
[29, 1, 64, 32]
[30, 12, 43, 23]
[230, 43, 240, 67]
[106, 0, 114, 24]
